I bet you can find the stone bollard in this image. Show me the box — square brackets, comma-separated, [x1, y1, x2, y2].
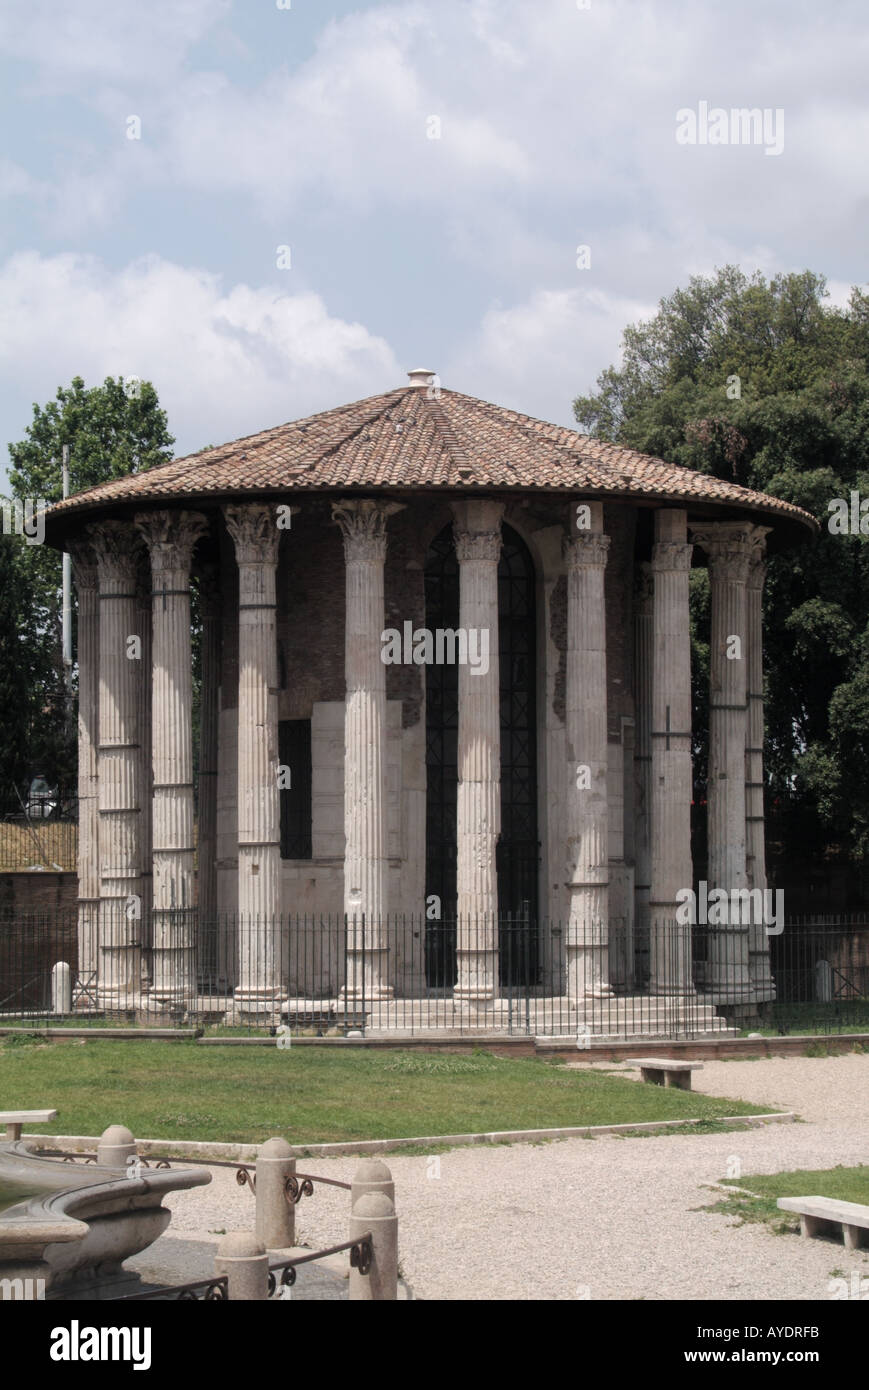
[97, 1124, 137, 1169]
[214, 1233, 269, 1301]
[256, 1138, 296, 1251]
[351, 1157, 395, 1209]
[51, 961, 72, 1015]
[349, 1191, 398, 1301]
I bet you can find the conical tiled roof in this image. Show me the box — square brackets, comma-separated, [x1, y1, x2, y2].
[45, 382, 818, 535]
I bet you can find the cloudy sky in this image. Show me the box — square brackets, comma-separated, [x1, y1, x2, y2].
[1, 0, 867, 476]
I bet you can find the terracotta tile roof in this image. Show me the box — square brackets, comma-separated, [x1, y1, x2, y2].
[45, 383, 817, 532]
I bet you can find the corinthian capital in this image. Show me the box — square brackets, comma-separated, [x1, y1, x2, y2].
[451, 498, 504, 566]
[86, 520, 144, 586]
[223, 503, 280, 567]
[691, 522, 758, 584]
[67, 535, 99, 592]
[563, 531, 611, 571]
[135, 509, 209, 578]
[455, 528, 503, 565]
[332, 498, 404, 565]
[746, 525, 771, 591]
[651, 540, 692, 573]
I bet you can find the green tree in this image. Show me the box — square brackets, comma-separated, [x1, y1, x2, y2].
[574, 267, 869, 866]
[0, 535, 37, 797]
[3, 376, 174, 791]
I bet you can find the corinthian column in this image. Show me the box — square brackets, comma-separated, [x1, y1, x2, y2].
[197, 562, 221, 984]
[746, 530, 775, 1001]
[452, 500, 503, 1003]
[69, 538, 100, 1007]
[333, 499, 401, 1000]
[136, 558, 153, 963]
[632, 563, 653, 990]
[692, 522, 753, 1004]
[223, 504, 282, 1017]
[564, 503, 611, 1000]
[136, 510, 208, 1013]
[649, 511, 695, 995]
[88, 521, 145, 1008]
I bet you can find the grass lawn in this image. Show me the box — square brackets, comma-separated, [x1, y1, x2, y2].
[0, 1039, 769, 1145]
[739, 1002, 869, 1038]
[708, 1164, 869, 1234]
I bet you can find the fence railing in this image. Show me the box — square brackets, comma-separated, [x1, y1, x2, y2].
[0, 787, 78, 872]
[1, 907, 868, 1038]
[27, 1129, 395, 1302]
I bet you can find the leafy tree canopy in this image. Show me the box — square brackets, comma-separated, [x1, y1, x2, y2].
[1, 376, 174, 793]
[574, 267, 869, 863]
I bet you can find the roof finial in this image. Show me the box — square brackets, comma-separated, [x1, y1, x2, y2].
[407, 367, 436, 389]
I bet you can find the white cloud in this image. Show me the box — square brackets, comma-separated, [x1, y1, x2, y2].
[0, 252, 401, 456]
[0, 0, 229, 82]
[446, 285, 656, 428]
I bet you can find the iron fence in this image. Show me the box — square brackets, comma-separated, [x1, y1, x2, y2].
[1, 907, 867, 1039]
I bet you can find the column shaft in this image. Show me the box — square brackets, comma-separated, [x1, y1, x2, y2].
[136, 510, 208, 1012]
[89, 521, 145, 1007]
[136, 561, 153, 962]
[69, 540, 100, 1006]
[746, 535, 775, 1000]
[564, 503, 611, 1000]
[197, 563, 221, 984]
[333, 500, 401, 1001]
[224, 505, 282, 1015]
[693, 523, 754, 1003]
[453, 500, 503, 1003]
[650, 512, 695, 994]
[632, 563, 653, 990]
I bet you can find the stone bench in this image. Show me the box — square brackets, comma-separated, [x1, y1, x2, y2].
[777, 1196, 869, 1251]
[1, 1109, 57, 1140]
[634, 1059, 703, 1091]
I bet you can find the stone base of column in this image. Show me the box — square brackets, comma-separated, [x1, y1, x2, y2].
[453, 960, 500, 1004]
[96, 960, 144, 1012]
[96, 988, 145, 1013]
[135, 997, 189, 1025]
[341, 979, 394, 1003]
[342, 925, 393, 1001]
[749, 949, 776, 1002]
[454, 929, 498, 1003]
[706, 924, 752, 1005]
[648, 914, 697, 996]
[231, 988, 286, 1025]
[566, 953, 614, 1000]
[565, 913, 613, 1000]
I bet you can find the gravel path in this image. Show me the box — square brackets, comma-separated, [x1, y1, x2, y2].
[130, 1054, 869, 1300]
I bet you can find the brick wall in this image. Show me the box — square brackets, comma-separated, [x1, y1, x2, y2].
[0, 872, 78, 1011]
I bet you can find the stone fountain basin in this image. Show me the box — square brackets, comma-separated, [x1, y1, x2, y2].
[0, 1141, 210, 1299]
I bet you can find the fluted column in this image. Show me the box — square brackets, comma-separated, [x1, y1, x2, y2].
[223, 504, 282, 1016]
[632, 563, 653, 990]
[333, 499, 401, 1000]
[136, 510, 208, 1013]
[564, 503, 611, 1001]
[692, 522, 753, 1003]
[135, 560, 153, 968]
[649, 511, 695, 994]
[746, 531, 775, 1001]
[197, 562, 221, 984]
[89, 521, 145, 1008]
[451, 500, 503, 1003]
[69, 539, 100, 1007]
